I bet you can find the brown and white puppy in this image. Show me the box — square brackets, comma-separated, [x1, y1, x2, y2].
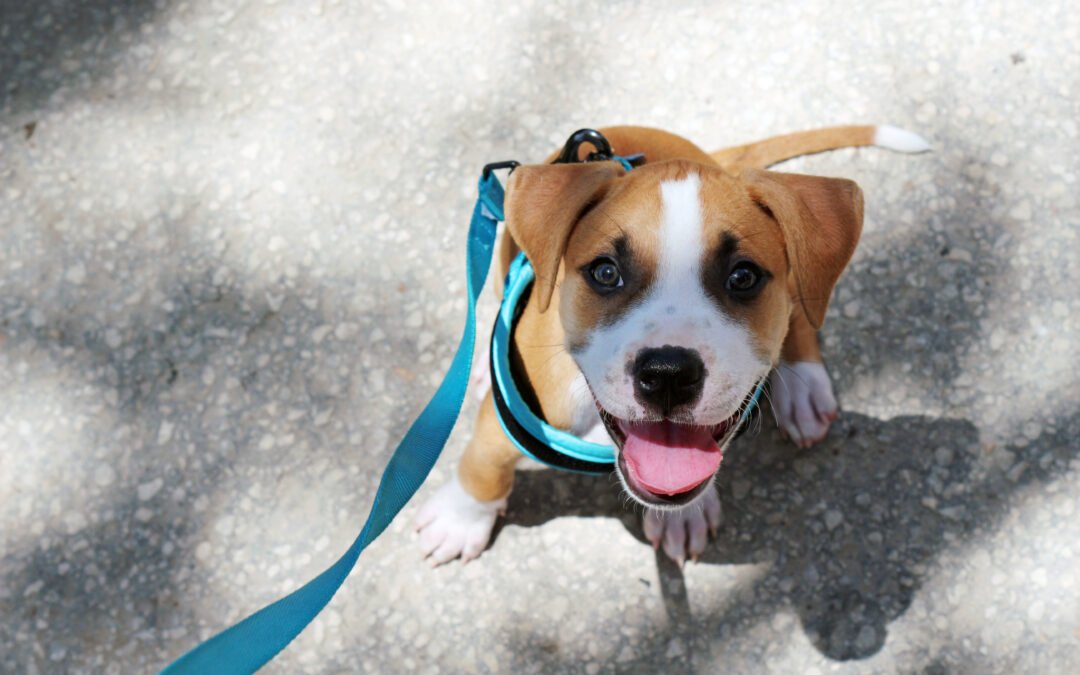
[416, 125, 928, 565]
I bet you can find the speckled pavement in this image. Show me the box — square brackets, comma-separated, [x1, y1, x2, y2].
[2, 1, 1078, 673]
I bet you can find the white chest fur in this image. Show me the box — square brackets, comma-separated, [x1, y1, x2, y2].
[567, 372, 614, 447]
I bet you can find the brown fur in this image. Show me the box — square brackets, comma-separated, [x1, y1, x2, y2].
[505, 162, 626, 313]
[458, 391, 522, 502]
[696, 171, 792, 363]
[559, 166, 665, 343]
[742, 169, 864, 328]
[710, 125, 877, 171]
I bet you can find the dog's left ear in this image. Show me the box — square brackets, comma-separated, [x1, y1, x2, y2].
[505, 162, 625, 313]
[742, 169, 864, 329]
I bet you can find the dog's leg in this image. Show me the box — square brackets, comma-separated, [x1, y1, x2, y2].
[415, 392, 520, 565]
[768, 309, 839, 448]
[643, 484, 723, 566]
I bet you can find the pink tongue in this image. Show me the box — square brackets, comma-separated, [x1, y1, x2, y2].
[621, 421, 722, 496]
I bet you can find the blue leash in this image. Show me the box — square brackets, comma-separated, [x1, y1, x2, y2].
[163, 150, 766, 672]
[161, 171, 505, 674]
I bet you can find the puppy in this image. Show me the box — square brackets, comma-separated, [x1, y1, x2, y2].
[416, 125, 928, 565]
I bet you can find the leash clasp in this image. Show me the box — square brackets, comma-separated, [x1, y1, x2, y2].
[482, 160, 520, 180]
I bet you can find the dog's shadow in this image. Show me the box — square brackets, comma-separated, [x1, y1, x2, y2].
[496, 409, 1075, 662]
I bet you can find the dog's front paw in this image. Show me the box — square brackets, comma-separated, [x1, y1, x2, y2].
[415, 476, 505, 565]
[769, 360, 838, 449]
[643, 485, 722, 566]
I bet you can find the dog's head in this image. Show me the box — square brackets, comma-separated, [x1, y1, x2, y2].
[505, 160, 862, 508]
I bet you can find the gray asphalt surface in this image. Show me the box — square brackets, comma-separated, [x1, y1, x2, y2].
[1, 1, 1078, 672]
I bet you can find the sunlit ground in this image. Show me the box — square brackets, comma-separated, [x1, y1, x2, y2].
[1, 0, 1077, 672]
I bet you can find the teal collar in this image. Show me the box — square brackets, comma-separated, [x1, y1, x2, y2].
[490, 253, 617, 474]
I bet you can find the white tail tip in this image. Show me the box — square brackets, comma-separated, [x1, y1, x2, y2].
[873, 125, 931, 153]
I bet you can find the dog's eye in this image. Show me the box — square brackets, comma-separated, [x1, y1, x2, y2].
[725, 262, 764, 298]
[587, 257, 623, 290]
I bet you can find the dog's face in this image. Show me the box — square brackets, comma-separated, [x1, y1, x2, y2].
[506, 160, 862, 509]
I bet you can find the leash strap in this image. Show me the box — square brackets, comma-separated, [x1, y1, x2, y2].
[161, 172, 505, 674]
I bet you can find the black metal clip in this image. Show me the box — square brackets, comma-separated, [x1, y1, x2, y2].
[483, 128, 647, 180]
[554, 129, 612, 163]
[552, 128, 646, 167]
[482, 160, 520, 180]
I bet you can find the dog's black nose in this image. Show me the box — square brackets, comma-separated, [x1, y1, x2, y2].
[632, 346, 705, 415]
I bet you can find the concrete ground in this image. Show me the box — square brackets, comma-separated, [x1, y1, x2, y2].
[2, 0, 1078, 672]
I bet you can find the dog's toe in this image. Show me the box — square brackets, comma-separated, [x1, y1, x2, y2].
[685, 511, 708, 562]
[662, 519, 687, 567]
[428, 531, 465, 566]
[643, 509, 665, 549]
[415, 477, 504, 566]
[769, 361, 838, 448]
[644, 485, 721, 565]
[703, 486, 722, 537]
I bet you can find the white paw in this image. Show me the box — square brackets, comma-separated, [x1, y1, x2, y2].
[769, 360, 838, 449]
[415, 476, 505, 565]
[643, 485, 722, 566]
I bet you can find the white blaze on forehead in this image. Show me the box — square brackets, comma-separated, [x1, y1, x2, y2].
[572, 170, 769, 424]
[658, 173, 704, 283]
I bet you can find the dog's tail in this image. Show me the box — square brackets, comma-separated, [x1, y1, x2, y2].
[710, 124, 930, 170]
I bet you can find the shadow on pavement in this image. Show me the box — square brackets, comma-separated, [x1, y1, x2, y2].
[501, 409, 1078, 666]
[0, 0, 166, 119]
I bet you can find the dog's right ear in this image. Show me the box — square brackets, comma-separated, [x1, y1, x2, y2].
[741, 168, 864, 329]
[505, 162, 625, 313]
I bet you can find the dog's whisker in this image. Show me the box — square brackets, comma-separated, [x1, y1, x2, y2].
[781, 363, 814, 389]
[592, 206, 630, 240]
[538, 349, 570, 369]
[769, 367, 798, 426]
[517, 341, 568, 352]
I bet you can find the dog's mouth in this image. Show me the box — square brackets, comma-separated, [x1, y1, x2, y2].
[596, 391, 755, 507]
